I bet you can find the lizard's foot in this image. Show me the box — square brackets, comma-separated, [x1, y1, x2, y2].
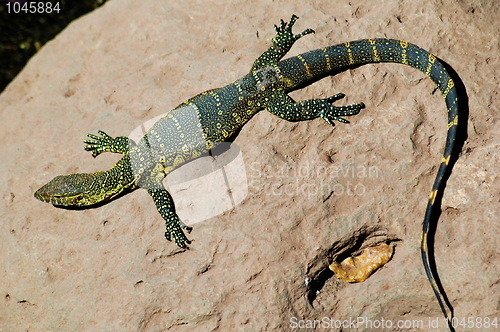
[317, 93, 365, 126]
[164, 212, 192, 249]
[272, 15, 314, 51]
[84, 130, 132, 157]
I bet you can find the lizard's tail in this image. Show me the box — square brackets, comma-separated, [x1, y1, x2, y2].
[290, 39, 458, 328]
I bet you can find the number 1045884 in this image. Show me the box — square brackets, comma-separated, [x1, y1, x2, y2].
[6, 2, 61, 14]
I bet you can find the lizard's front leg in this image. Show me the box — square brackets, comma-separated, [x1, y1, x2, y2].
[147, 186, 192, 249]
[84, 130, 136, 157]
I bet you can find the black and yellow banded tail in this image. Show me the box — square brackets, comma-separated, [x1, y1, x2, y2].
[282, 38, 458, 325]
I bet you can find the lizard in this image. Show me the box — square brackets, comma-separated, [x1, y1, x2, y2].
[35, 15, 458, 328]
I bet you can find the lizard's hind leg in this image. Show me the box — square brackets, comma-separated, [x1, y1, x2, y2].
[266, 91, 364, 125]
[251, 15, 314, 71]
[314, 94, 365, 126]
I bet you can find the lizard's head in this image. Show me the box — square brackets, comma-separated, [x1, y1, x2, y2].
[35, 157, 137, 206]
[35, 172, 123, 206]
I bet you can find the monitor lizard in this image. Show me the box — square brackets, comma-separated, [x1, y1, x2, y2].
[35, 15, 459, 329]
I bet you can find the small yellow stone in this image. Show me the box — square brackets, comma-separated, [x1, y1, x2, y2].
[329, 244, 394, 283]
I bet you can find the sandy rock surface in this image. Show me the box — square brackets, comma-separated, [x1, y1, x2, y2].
[1, 0, 498, 330]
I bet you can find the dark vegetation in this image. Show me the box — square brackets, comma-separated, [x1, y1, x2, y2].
[0, 0, 108, 92]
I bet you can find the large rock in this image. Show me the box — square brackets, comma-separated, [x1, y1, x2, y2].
[1, 0, 497, 330]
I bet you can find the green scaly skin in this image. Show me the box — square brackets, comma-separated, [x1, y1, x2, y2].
[35, 16, 458, 328]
